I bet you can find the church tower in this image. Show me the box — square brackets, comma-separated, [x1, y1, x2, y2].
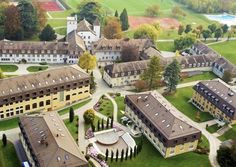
[93, 18, 100, 40]
[67, 15, 78, 35]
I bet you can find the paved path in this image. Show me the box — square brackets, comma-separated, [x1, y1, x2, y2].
[105, 93, 118, 121]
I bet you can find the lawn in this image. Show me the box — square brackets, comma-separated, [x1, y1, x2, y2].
[58, 99, 91, 115]
[206, 124, 221, 134]
[47, 19, 67, 28]
[84, 115, 104, 132]
[209, 40, 236, 65]
[0, 65, 18, 72]
[165, 87, 214, 122]
[55, 27, 67, 35]
[109, 137, 210, 167]
[114, 96, 125, 122]
[0, 117, 19, 131]
[198, 135, 210, 149]
[156, 41, 175, 52]
[0, 141, 21, 167]
[27, 66, 48, 72]
[64, 116, 79, 141]
[218, 124, 236, 141]
[181, 72, 217, 84]
[97, 97, 114, 117]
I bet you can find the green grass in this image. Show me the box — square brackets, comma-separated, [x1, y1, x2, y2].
[47, 19, 67, 28]
[97, 98, 114, 117]
[114, 96, 125, 122]
[181, 72, 217, 84]
[109, 137, 210, 167]
[0, 65, 18, 72]
[198, 135, 210, 149]
[165, 87, 214, 122]
[218, 124, 236, 141]
[157, 41, 175, 51]
[209, 40, 236, 65]
[27, 66, 48, 72]
[84, 116, 103, 132]
[64, 116, 79, 141]
[206, 124, 221, 134]
[55, 27, 67, 35]
[0, 117, 19, 131]
[0, 141, 21, 167]
[58, 99, 91, 115]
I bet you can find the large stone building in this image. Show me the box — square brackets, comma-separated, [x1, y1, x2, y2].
[67, 16, 100, 48]
[103, 60, 148, 87]
[125, 92, 201, 158]
[19, 112, 88, 167]
[192, 79, 236, 124]
[0, 65, 90, 120]
[0, 38, 85, 64]
[92, 38, 159, 67]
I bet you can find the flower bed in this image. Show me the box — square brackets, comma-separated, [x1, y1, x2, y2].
[87, 144, 109, 167]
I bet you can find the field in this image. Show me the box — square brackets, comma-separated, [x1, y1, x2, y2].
[209, 41, 236, 65]
[109, 137, 210, 167]
[40, 1, 63, 11]
[0, 141, 21, 167]
[165, 87, 214, 122]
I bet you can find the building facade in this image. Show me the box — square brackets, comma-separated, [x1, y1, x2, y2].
[92, 38, 156, 67]
[19, 112, 88, 167]
[0, 65, 90, 120]
[192, 79, 236, 124]
[0, 39, 85, 64]
[103, 60, 148, 87]
[125, 92, 201, 158]
[67, 16, 100, 49]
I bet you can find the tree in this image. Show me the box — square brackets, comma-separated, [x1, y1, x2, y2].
[178, 25, 184, 35]
[83, 109, 95, 124]
[2, 133, 7, 147]
[114, 10, 118, 17]
[106, 117, 109, 129]
[120, 8, 129, 31]
[141, 56, 162, 90]
[164, 59, 180, 92]
[111, 151, 114, 162]
[105, 149, 109, 161]
[202, 29, 211, 41]
[17, 0, 38, 38]
[4, 5, 21, 40]
[121, 44, 139, 62]
[0, 27, 4, 40]
[214, 28, 223, 41]
[103, 17, 122, 39]
[97, 120, 100, 131]
[69, 107, 74, 123]
[134, 80, 146, 91]
[91, 123, 95, 132]
[90, 71, 96, 90]
[0, 67, 5, 79]
[110, 116, 114, 128]
[174, 35, 196, 50]
[78, 52, 96, 72]
[184, 24, 192, 34]
[172, 5, 186, 18]
[120, 149, 124, 162]
[39, 24, 56, 41]
[222, 24, 229, 34]
[129, 148, 133, 159]
[125, 147, 128, 160]
[134, 24, 160, 42]
[217, 141, 236, 167]
[77, 0, 102, 24]
[133, 146, 137, 157]
[101, 118, 104, 130]
[208, 24, 217, 34]
[145, 5, 160, 17]
[32, 0, 46, 30]
[222, 71, 232, 83]
[115, 149, 119, 162]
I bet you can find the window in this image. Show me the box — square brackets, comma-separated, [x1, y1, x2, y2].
[66, 95, 70, 101]
[32, 103, 37, 109]
[39, 101, 44, 107]
[46, 100, 50, 105]
[25, 105, 30, 110]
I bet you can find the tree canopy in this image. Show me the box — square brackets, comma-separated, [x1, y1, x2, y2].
[121, 44, 139, 62]
[133, 23, 160, 42]
[174, 35, 196, 50]
[103, 17, 122, 39]
[120, 8, 129, 31]
[145, 5, 160, 17]
[78, 52, 97, 72]
[83, 109, 95, 124]
[39, 24, 57, 41]
[217, 140, 236, 167]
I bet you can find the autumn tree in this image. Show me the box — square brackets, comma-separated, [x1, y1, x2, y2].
[78, 52, 97, 72]
[163, 59, 180, 92]
[134, 80, 146, 91]
[222, 71, 232, 83]
[145, 5, 160, 17]
[39, 24, 57, 41]
[134, 24, 160, 42]
[83, 109, 95, 124]
[141, 56, 162, 90]
[178, 25, 184, 35]
[172, 5, 186, 18]
[4, 5, 21, 40]
[32, 0, 46, 30]
[103, 17, 122, 39]
[120, 8, 129, 31]
[121, 44, 139, 62]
